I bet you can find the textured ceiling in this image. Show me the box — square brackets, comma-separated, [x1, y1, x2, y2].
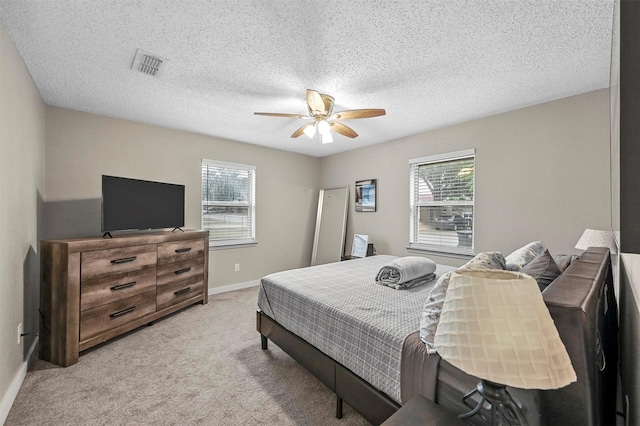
[0, 1, 614, 157]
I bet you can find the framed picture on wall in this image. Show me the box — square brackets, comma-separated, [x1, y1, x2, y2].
[355, 179, 377, 212]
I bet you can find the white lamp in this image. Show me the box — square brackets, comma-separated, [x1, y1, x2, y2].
[575, 229, 618, 254]
[434, 269, 576, 425]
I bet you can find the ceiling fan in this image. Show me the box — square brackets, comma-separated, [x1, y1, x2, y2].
[254, 89, 386, 144]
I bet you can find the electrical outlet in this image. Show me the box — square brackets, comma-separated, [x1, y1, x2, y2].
[234, 263, 240, 272]
[17, 323, 23, 345]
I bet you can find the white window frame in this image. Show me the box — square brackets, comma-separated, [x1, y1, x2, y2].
[201, 159, 256, 248]
[409, 149, 475, 256]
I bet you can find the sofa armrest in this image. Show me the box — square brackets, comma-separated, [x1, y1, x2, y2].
[541, 247, 617, 426]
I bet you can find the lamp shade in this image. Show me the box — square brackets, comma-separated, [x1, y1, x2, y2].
[575, 228, 618, 254]
[434, 269, 576, 390]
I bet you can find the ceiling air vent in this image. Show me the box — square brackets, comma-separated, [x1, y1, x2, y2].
[131, 49, 167, 77]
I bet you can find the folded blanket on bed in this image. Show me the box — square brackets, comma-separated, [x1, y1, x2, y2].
[376, 256, 437, 289]
[378, 273, 436, 290]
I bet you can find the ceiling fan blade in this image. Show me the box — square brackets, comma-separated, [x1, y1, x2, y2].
[254, 112, 308, 119]
[291, 121, 315, 138]
[306, 89, 326, 115]
[330, 109, 386, 120]
[320, 93, 335, 115]
[329, 121, 358, 138]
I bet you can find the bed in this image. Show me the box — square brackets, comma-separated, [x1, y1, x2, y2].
[256, 247, 618, 425]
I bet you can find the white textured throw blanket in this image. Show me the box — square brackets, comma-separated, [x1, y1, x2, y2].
[376, 256, 437, 289]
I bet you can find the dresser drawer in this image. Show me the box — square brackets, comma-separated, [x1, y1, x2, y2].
[80, 290, 156, 341]
[81, 244, 157, 281]
[81, 267, 156, 311]
[157, 238, 206, 265]
[156, 257, 204, 286]
[156, 275, 204, 310]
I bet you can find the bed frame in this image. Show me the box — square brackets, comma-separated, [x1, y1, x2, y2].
[256, 247, 618, 425]
[257, 311, 399, 424]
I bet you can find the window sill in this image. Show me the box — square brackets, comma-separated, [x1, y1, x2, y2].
[406, 245, 474, 261]
[210, 241, 258, 250]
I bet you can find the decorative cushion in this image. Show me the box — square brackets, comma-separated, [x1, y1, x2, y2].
[521, 249, 562, 291]
[419, 252, 506, 353]
[463, 251, 507, 270]
[505, 241, 545, 271]
[419, 272, 452, 353]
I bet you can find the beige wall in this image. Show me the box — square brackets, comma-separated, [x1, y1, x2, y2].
[0, 21, 46, 420]
[44, 107, 321, 288]
[320, 89, 611, 265]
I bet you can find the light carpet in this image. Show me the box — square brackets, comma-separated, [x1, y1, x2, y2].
[5, 287, 370, 425]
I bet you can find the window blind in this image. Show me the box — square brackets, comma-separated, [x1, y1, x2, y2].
[409, 149, 475, 255]
[201, 159, 256, 247]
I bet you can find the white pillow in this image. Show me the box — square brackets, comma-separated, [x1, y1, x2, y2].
[419, 252, 507, 353]
[419, 271, 452, 353]
[505, 241, 545, 271]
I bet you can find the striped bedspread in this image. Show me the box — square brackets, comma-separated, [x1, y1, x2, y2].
[257, 255, 455, 403]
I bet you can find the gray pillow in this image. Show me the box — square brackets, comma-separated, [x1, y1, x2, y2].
[521, 249, 562, 291]
[553, 254, 579, 273]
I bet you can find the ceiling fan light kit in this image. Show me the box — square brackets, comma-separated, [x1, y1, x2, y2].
[254, 89, 385, 143]
[317, 120, 330, 134]
[303, 124, 316, 138]
[321, 132, 333, 144]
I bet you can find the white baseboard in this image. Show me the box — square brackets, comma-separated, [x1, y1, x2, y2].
[1, 337, 38, 425]
[208, 280, 260, 295]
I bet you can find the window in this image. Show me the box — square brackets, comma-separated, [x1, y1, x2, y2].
[409, 149, 475, 255]
[201, 159, 256, 247]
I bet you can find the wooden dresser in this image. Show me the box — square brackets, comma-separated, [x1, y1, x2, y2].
[40, 230, 209, 367]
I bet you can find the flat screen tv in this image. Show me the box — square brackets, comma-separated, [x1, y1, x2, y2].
[101, 175, 185, 234]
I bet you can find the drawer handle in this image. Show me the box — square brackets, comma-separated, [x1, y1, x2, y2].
[111, 256, 137, 265]
[110, 281, 136, 291]
[175, 267, 191, 275]
[109, 306, 136, 318]
[175, 248, 192, 253]
[174, 287, 191, 296]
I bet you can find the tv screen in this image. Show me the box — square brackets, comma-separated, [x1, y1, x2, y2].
[101, 175, 185, 233]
